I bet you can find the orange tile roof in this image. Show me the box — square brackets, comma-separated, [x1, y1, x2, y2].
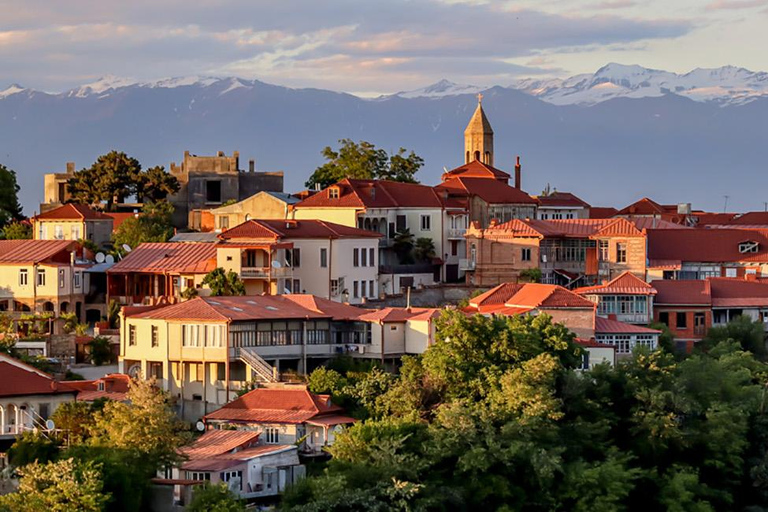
[436, 177, 537, 205]
[617, 197, 671, 216]
[652, 279, 711, 305]
[647, 229, 768, 263]
[441, 159, 510, 181]
[105, 212, 138, 232]
[728, 212, 768, 225]
[182, 444, 295, 472]
[294, 179, 446, 209]
[653, 277, 768, 307]
[594, 317, 661, 335]
[0, 354, 77, 398]
[470, 283, 595, 312]
[534, 192, 591, 208]
[0, 240, 78, 264]
[182, 430, 260, 461]
[357, 307, 441, 322]
[575, 271, 656, 296]
[33, 203, 112, 221]
[485, 217, 681, 239]
[127, 295, 342, 322]
[280, 295, 366, 321]
[204, 387, 343, 424]
[108, 242, 217, 274]
[219, 219, 381, 240]
[63, 373, 131, 402]
[589, 207, 619, 219]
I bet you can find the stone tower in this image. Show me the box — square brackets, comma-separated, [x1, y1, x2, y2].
[464, 93, 494, 166]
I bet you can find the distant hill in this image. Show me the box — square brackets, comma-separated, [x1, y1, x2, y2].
[2, 64, 768, 214]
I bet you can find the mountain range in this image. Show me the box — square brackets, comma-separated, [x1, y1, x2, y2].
[2, 63, 767, 214]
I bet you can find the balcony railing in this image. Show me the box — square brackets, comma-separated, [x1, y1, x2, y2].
[459, 259, 475, 271]
[448, 228, 467, 239]
[240, 266, 291, 279]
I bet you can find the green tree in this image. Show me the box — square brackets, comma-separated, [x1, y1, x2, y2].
[90, 377, 190, 469]
[202, 268, 246, 296]
[0, 458, 109, 512]
[7, 431, 61, 467]
[0, 163, 23, 226]
[305, 139, 423, 189]
[88, 336, 113, 365]
[113, 200, 174, 251]
[413, 237, 435, 264]
[393, 229, 415, 265]
[701, 314, 767, 359]
[67, 151, 142, 211]
[138, 165, 180, 203]
[189, 483, 246, 512]
[51, 401, 97, 444]
[2, 220, 31, 239]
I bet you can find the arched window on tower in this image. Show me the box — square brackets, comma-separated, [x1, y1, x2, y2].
[466, 151, 470, 164]
[484, 151, 491, 164]
[474, 150, 480, 162]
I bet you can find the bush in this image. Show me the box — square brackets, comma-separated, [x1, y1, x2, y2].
[188, 483, 245, 512]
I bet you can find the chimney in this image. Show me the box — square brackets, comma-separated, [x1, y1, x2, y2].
[217, 151, 224, 157]
[514, 156, 522, 189]
[66, 161, 75, 174]
[249, 159, 255, 173]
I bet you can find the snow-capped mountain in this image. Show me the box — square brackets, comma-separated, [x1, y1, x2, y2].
[512, 63, 768, 106]
[388, 79, 486, 99]
[63, 75, 255, 98]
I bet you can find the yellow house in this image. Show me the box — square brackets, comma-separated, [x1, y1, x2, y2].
[32, 203, 114, 249]
[210, 191, 299, 232]
[0, 239, 87, 317]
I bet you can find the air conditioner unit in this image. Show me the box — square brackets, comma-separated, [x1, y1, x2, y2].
[358, 345, 365, 354]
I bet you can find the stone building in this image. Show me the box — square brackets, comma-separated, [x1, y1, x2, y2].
[40, 162, 76, 213]
[169, 151, 284, 229]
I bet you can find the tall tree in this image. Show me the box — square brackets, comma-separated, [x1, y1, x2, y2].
[202, 268, 246, 296]
[67, 151, 142, 211]
[305, 139, 423, 189]
[1, 220, 31, 239]
[113, 200, 175, 251]
[0, 163, 23, 226]
[138, 165, 180, 203]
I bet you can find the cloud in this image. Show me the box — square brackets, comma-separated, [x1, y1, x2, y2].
[0, 0, 694, 93]
[585, 0, 637, 9]
[706, 0, 768, 9]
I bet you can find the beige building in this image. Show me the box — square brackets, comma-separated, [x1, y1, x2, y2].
[217, 219, 380, 303]
[0, 353, 77, 440]
[209, 191, 299, 232]
[0, 240, 89, 318]
[40, 162, 76, 213]
[32, 203, 114, 249]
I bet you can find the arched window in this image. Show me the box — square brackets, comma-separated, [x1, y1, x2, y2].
[364, 218, 372, 231]
[484, 151, 491, 164]
[474, 151, 480, 161]
[465, 151, 470, 163]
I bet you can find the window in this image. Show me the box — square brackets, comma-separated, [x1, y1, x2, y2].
[361, 247, 367, 267]
[369, 280, 375, 298]
[331, 279, 340, 296]
[725, 268, 737, 278]
[451, 240, 458, 256]
[739, 241, 759, 253]
[182, 324, 201, 347]
[19, 269, 28, 286]
[37, 269, 46, 287]
[129, 325, 137, 346]
[694, 312, 706, 335]
[353, 248, 359, 267]
[353, 281, 359, 298]
[97, 381, 105, 391]
[71, 226, 80, 240]
[59, 269, 65, 288]
[320, 248, 328, 268]
[205, 180, 221, 203]
[420, 214, 431, 231]
[216, 363, 226, 381]
[598, 240, 609, 261]
[369, 247, 375, 267]
[676, 312, 688, 329]
[219, 215, 229, 230]
[616, 243, 627, 263]
[521, 248, 531, 261]
[151, 326, 159, 347]
[360, 280, 367, 298]
[54, 225, 64, 240]
[658, 312, 669, 326]
[292, 248, 301, 268]
[221, 470, 243, 491]
[38, 403, 50, 420]
[73, 271, 81, 289]
[149, 362, 163, 379]
[293, 279, 301, 294]
[396, 215, 407, 232]
[329, 186, 340, 199]
[264, 427, 280, 444]
[189, 472, 211, 482]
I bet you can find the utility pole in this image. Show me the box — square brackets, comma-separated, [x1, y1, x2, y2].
[723, 195, 730, 213]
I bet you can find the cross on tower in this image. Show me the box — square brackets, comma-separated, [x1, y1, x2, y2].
[477, 92, 483, 104]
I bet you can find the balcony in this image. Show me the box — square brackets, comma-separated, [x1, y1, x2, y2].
[459, 259, 475, 271]
[447, 228, 467, 239]
[240, 266, 291, 279]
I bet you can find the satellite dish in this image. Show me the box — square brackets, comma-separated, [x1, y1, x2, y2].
[122, 244, 132, 253]
[283, 288, 291, 295]
[105, 254, 115, 264]
[95, 252, 106, 263]
[271, 260, 282, 268]
[45, 419, 55, 431]
[195, 421, 205, 432]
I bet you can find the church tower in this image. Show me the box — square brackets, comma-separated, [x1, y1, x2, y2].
[464, 93, 494, 166]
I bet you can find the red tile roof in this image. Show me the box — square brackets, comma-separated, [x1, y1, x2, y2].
[182, 444, 295, 472]
[357, 307, 441, 323]
[654, 278, 768, 307]
[182, 430, 260, 461]
[105, 212, 138, 232]
[470, 283, 595, 312]
[294, 179, 446, 209]
[219, 219, 381, 241]
[594, 317, 661, 335]
[652, 280, 711, 305]
[441, 159, 510, 181]
[729, 212, 768, 225]
[484, 218, 652, 239]
[693, 213, 738, 226]
[127, 295, 364, 322]
[0, 240, 78, 264]
[617, 197, 672, 216]
[575, 271, 656, 296]
[204, 387, 343, 424]
[647, 229, 768, 264]
[534, 192, 591, 208]
[436, 177, 537, 205]
[589, 207, 619, 219]
[108, 242, 217, 274]
[63, 373, 131, 402]
[33, 203, 112, 221]
[0, 354, 77, 398]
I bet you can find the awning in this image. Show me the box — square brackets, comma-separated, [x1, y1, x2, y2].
[306, 414, 357, 427]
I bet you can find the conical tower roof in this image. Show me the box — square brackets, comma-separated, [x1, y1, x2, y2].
[464, 94, 493, 135]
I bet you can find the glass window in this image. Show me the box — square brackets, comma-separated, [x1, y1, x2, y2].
[616, 243, 627, 263]
[369, 247, 375, 267]
[264, 427, 280, 444]
[19, 269, 28, 286]
[320, 248, 328, 268]
[361, 247, 367, 267]
[151, 326, 159, 347]
[676, 312, 688, 329]
[353, 281, 359, 298]
[521, 248, 531, 261]
[73, 271, 82, 289]
[353, 248, 359, 267]
[369, 280, 375, 298]
[129, 325, 137, 346]
[37, 269, 46, 287]
[420, 214, 431, 231]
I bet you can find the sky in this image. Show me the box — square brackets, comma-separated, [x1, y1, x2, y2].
[0, 0, 766, 95]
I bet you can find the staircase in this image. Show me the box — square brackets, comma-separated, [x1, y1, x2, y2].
[237, 347, 278, 383]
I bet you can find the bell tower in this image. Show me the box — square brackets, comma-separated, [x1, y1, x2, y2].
[464, 93, 494, 166]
